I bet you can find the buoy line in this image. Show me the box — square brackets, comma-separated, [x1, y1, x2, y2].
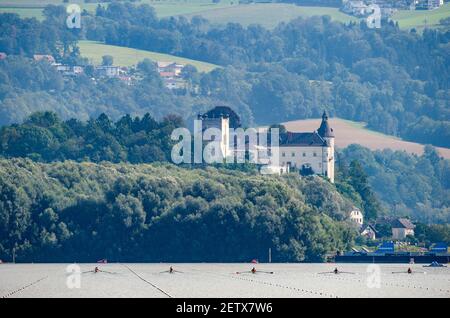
[231, 274, 337, 298]
[122, 264, 172, 298]
[1, 276, 48, 298]
[188, 268, 337, 298]
[314, 272, 450, 294]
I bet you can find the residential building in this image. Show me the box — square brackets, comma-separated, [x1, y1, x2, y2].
[96, 65, 121, 78]
[342, 0, 369, 16]
[391, 218, 415, 240]
[415, 0, 444, 10]
[33, 54, 56, 64]
[360, 224, 377, 240]
[349, 209, 364, 226]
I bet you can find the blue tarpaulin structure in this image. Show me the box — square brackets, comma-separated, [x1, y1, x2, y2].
[376, 242, 395, 253]
[430, 243, 448, 253]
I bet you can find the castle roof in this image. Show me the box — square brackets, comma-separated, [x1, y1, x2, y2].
[279, 131, 327, 147]
[317, 111, 335, 138]
[200, 106, 241, 128]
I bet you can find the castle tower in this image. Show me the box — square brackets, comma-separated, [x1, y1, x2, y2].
[197, 106, 240, 161]
[317, 111, 335, 183]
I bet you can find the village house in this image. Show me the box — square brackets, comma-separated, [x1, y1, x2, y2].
[391, 218, 415, 240]
[0, 52, 7, 60]
[157, 61, 184, 76]
[349, 208, 364, 226]
[342, 0, 369, 16]
[33, 54, 56, 64]
[53, 63, 84, 77]
[360, 224, 377, 240]
[95, 65, 121, 78]
[157, 61, 187, 90]
[415, 0, 444, 10]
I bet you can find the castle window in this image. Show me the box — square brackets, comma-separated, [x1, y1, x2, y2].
[302, 152, 306, 157]
[313, 152, 317, 157]
[282, 152, 286, 157]
[291, 152, 295, 157]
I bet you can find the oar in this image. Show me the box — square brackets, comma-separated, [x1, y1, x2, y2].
[257, 270, 274, 274]
[391, 271, 426, 274]
[98, 269, 118, 274]
[160, 269, 183, 274]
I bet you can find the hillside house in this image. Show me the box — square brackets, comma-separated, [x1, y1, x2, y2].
[415, 0, 444, 10]
[360, 224, 377, 240]
[96, 65, 121, 78]
[33, 54, 56, 64]
[157, 61, 186, 90]
[53, 63, 84, 77]
[157, 62, 184, 76]
[342, 0, 368, 16]
[391, 218, 415, 240]
[0, 52, 7, 60]
[349, 209, 364, 226]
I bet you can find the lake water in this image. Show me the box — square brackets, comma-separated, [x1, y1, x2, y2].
[1, 263, 449, 298]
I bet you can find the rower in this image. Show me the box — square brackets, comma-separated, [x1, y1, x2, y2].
[251, 267, 256, 274]
[94, 266, 99, 273]
[169, 266, 174, 274]
[334, 268, 339, 274]
[407, 267, 412, 274]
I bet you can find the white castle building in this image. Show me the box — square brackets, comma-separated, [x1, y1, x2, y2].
[277, 111, 335, 182]
[196, 107, 335, 183]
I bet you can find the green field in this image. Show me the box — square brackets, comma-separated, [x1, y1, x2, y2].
[1, 0, 450, 33]
[78, 40, 219, 72]
[392, 3, 450, 30]
[2, 1, 449, 31]
[0, 0, 235, 20]
[183, 3, 357, 28]
[0, 1, 356, 27]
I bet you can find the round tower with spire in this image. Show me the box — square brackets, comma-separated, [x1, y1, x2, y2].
[317, 111, 335, 182]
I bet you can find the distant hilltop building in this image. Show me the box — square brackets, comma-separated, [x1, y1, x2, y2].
[414, 0, 444, 10]
[277, 111, 335, 182]
[196, 107, 335, 183]
[349, 208, 364, 226]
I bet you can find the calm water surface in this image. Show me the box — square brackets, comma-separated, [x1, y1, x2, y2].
[1, 263, 448, 298]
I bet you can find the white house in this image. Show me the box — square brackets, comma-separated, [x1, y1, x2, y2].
[96, 65, 121, 78]
[360, 224, 377, 240]
[349, 209, 364, 226]
[392, 218, 415, 240]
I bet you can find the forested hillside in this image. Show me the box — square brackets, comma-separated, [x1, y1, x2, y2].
[1, 112, 448, 225]
[0, 159, 355, 262]
[339, 145, 450, 224]
[1, 2, 449, 148]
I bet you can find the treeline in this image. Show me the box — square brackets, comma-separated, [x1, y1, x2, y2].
[1, 4, 449, 148]
[339, 144, 450, 224]
[0, 111, 181, 163]
[0, 6, 79, 63]
[1, 112, 448, 224]
[0, 159, 355, 262]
